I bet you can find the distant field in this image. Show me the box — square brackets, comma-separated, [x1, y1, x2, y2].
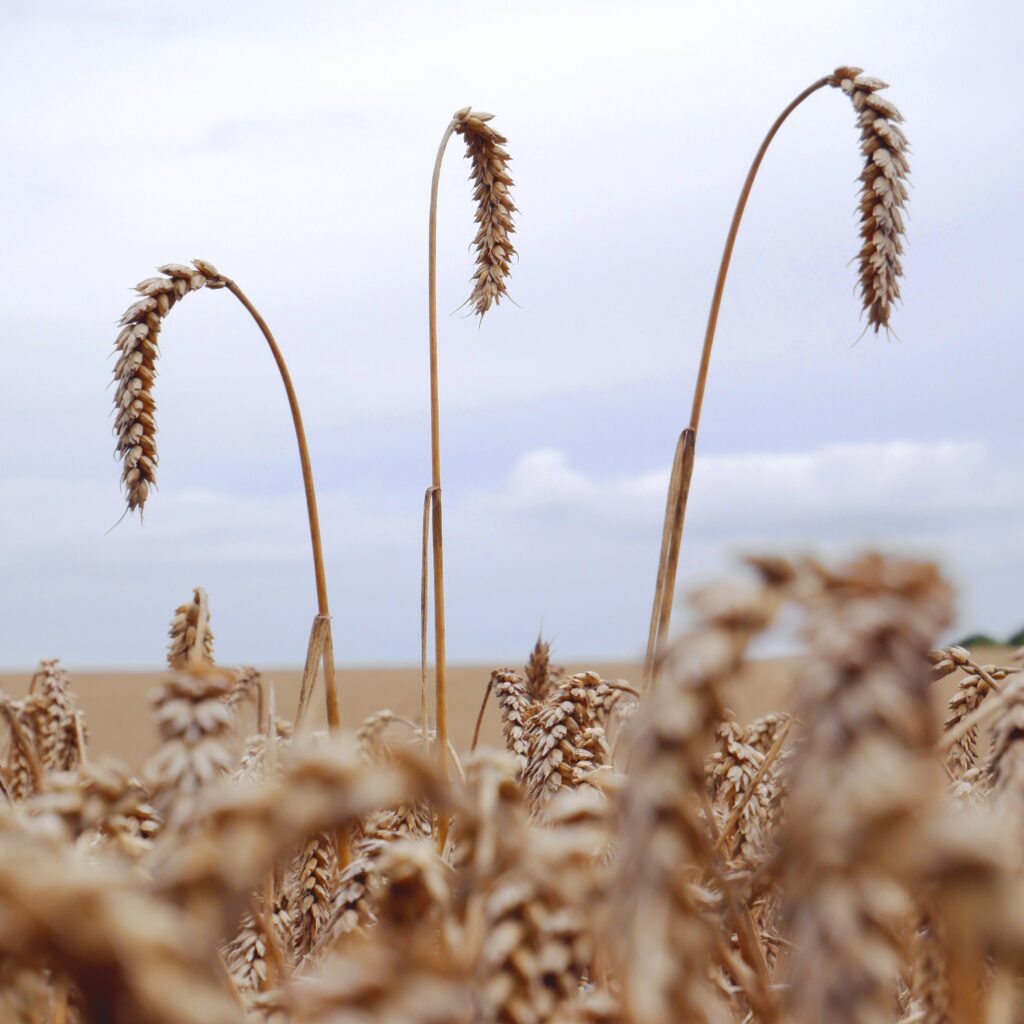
[4, 648, 1010, 769]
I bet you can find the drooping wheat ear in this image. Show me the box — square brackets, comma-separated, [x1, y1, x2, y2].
[167, 587, 215, 670]
[28, 659, 81, 773]
[452, 107, 517, 318]
[827, 67, 909, 333]
[782, 555, 952, 1024]
[424, 107, 514, 839]
[113, 260, 341, 734]
[112, 260, 226, 514]
[644, 68, 909, 689]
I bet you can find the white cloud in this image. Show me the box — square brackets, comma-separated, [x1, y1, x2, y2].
[0, 2, 1022, 668]
[1, 438, 1020, 669]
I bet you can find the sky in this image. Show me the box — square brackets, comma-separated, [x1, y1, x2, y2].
[0, 1, 1021, 670]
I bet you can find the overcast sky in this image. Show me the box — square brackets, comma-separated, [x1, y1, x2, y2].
[1, 1, 1021, 670]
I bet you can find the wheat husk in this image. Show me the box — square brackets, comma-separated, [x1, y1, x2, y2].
[827, 68, 910, 332]
[452, 108, 517, 318]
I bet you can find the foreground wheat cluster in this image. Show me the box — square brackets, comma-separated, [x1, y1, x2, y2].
[3, 558, 1024, 1024]
[10, 62, 1009, 1024]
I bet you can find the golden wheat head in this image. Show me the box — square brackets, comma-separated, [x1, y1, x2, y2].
[828, 67, 909, 333]
[112, 258, 224, 514]
[452, 106, 516, 317]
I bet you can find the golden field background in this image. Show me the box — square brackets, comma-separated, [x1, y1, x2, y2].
[4, 648, 1012, 768]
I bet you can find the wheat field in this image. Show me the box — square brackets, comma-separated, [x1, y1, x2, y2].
[3, 64, 1022, 1024]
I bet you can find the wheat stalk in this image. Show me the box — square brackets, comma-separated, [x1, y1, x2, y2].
[643, 67, 910, 689]
[424, 107, 516, 846]
[111, 260, 341, 734]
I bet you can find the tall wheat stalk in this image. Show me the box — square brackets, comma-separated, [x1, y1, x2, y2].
[112, 260, 340, 730]
[643, 67, 909, 688]
[423, 107, 516, 830]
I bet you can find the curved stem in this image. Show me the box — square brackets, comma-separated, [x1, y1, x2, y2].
[644, 77, 830, 686]
[428, 122, 457, 811]
[222, 279, 340, 730]
[689, 77, 830, 433]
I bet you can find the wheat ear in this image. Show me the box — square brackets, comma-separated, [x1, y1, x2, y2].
[112, 260, 340, 733]
[643, 67, 909, 689]
[167, 587, 215, 669]
[782, 555, 951, 1024]
[424, 107, 516, 847]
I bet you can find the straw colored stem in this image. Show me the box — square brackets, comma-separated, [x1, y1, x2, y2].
[420, 486, 437, 749]
[222, 278, 340, 731]
[644, 78, 830, 684]
[428, 120, 457, 844]
[262, 683, 278, 964]
[689, 77, 830, 433]
[294, 615, 329, 731]
[642, 429, 688, 688]
[644, 428, 696, 689]
[470, 675, 496, 754]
